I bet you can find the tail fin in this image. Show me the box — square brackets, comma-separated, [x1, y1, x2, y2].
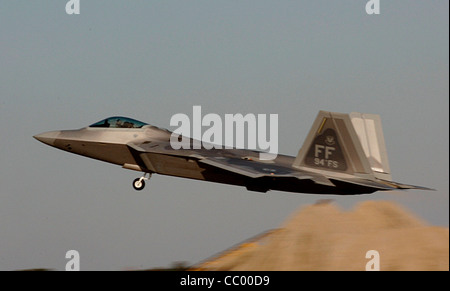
[293, 111, 392, 181]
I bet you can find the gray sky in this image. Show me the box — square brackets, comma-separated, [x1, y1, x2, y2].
[0, 1, 448, 271]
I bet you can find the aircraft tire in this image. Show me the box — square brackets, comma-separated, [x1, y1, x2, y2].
[133, 178, 146, 191]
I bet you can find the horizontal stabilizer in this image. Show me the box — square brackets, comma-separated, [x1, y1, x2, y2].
[380, 180, 436, 191]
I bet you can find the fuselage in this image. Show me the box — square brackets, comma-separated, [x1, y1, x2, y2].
[35, 121, 345, 194]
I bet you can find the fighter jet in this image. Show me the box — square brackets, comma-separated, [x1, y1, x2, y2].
[34, 111, 432, 194]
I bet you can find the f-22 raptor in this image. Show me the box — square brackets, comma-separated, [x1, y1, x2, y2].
[34, 111, 432, 195]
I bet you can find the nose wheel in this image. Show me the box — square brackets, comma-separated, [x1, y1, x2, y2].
[133, 173, 151, 191]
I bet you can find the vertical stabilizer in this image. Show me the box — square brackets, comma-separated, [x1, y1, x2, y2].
[293, 111, 391, 181]
[349, 113, 391, 181]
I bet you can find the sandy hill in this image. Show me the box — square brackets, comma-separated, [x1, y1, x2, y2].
[192, 200, 449, 271]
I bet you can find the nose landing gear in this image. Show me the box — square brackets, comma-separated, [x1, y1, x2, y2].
[133, 173, 152, 191]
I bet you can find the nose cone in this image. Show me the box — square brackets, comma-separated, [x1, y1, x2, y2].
[33, 131, 60, 146]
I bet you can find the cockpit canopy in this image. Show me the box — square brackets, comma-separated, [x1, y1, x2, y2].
[89, 117, 148, 129]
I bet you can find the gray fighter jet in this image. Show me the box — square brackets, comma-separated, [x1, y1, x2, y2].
[34, 111, 432, 194]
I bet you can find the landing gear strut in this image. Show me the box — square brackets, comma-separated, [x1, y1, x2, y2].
[133, 173, 152, 191]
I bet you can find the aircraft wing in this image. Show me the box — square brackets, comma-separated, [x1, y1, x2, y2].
[127, 141, 335, 187]
[197, 156, 309, 178]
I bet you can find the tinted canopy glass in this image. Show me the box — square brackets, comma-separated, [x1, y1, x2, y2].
[90, 117, 148, 129]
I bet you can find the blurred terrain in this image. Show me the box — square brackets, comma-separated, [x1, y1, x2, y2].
[17, 200, 448, 271]
[191, 200, 449, 271]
